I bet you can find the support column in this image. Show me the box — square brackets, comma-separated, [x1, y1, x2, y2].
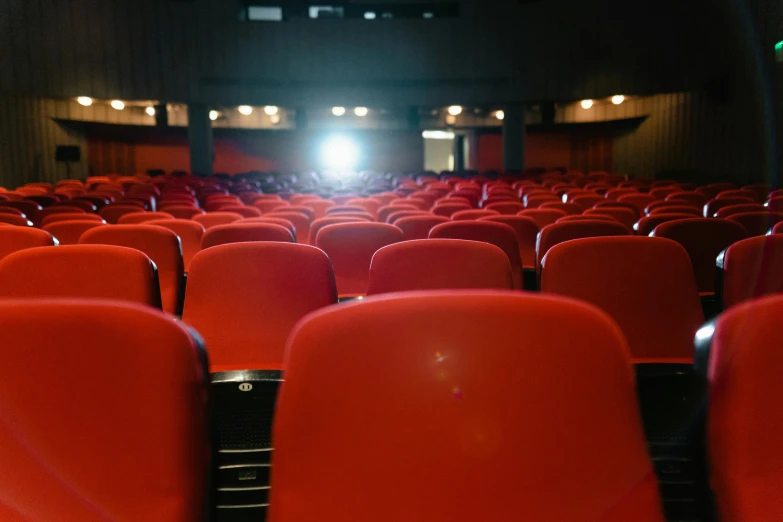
[503, 103, 525, 172]
[187, 103, 213, 177]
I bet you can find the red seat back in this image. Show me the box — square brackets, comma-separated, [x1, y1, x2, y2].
[0, 227, 56, 261]
[726, 211, 783, 237]
[536, 220, 629, 272]
[721, 235, 783, 308]
[146, 219, 205, 272]
[118, 211, 176, 224]
[201, 223, 294, 249]
[394, 215, 450, 241]
[42, 221, 107, 246]
[634, 213, 698, 236]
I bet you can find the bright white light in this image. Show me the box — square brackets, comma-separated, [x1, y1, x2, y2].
[110, 100, 125, 110]
[77, 96, 93, 107]
[422, 130, 455, 140]
[495, 110, 505, 120]
[696, 324, 715, 342]
[447, 105, 463, 116]
[364, 11, 376, 19]
[354, 107, 369, 117]
[581, 99, 594, 109]
[270, 114, 281, 125]
[145, 106, 156, 116]
[332, 106, 346, 116]
[238, 105, 253, 116]
[321, 136, 359, 170]
[611, 95, 625, 105]
[264, 105, 279, 116]
[209, 110, 219, 121]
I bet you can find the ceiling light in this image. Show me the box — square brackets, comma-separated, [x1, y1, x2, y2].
[445, 114, 457, 125]
[580, 99, 594, 110]
[110, 100, 125, 110]
[264, 105, 279, 116]
[270, 114, 281, 125]
[364, 11, 376, 19]
[422, 130, 455, 140]
[77, 97, 93, 107]
[145, 106, 156, 116]
[354, 107, 369, 117]
[209, 110, 219, 121]
[447, 105, 463, 116]
[495, 110, 505, 120]
[611, 95, 625, 105]
[238, 105, 253, 116]
[332, 106, 346, 116]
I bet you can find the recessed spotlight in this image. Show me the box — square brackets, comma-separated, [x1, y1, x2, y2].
[264, 105, 279, 116]
[209, 110, 219, 121]
[77, 96, 93, 107]
[580, 99, 594, 110]
[354, 107, 369, 117]
[110, 100, 125, 110]
[445, 115, 457, 125]
[238, 105, 253, 116]
[270, 114, 281, 125]
[145, 106, 156, 116]
[611, 95, 625, 105]
[447, 105, 463, 116]
[332, 106, 346, 116]
[495, 110, 505, 120]
[364, 11, 376, 19]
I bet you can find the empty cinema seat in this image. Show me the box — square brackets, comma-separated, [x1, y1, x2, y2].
[477, 215, 539, 288]
[450, 209, 499, 221]
[315, 222, 404, 298]
[182, 242, 337, 516]
[41, 213, 105, 226]
[367, 239, 514, 294]
[584, 208, 637, 231]
[0, 226, 57, 261]
[146, 219, 205, 273]
[429, 221, 523, 289]
[0, 214, 33, 226]
[42, 220, 107, 245]
[308, 216, 370, 243]
[267, 211, 312, 244]
[634, 213, 698, 236]
[0, 299, 210, 521]
[0, 245, 161, 307]
[695, 295, 783, 522]
[269, 291, 665, 522]
[117, 211, 175, 224]
[80, 225, 183, 314]
[200, 222, 294, 249]
[98, 203, 146, 224]
[517, 208, 567, 229]
[717, 235, 783, 309]
[536, 220, 629, 272]
[726, 211, 783, 237]
[394, 215, 449, 240]
[192, 211, 244, 230]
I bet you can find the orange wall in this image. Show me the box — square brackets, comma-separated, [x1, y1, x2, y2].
[475, 132, 613, 172]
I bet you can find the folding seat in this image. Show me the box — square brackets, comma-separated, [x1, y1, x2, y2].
[429, 221, 523, 289]
[696, 183, 737, 200]
[0, 245, 160, 306]
[289, 194, 319, 205]
[308, 216, 368, 243]
[539, 201, 581, 215]
[742, 184, 771, 202]
[634, 213, 699, 236]
[485, 201, 525, 215]
[387, 209, 431, 224]
[42, 220, 107, 246]
[717, 189, 761, 203]
[522, 193, 559, 209]
[481, 195, 518, 208]
[584, 208, 637, 232]
[557, 214, 617, 223]
[25, 195, 58, 207]
[403, 197, 432, 210]
[0, 227, 56, 261]
[0, 206, 25, 217]
[649, 187, 683, 199]
[252, 194, 284, 203]
[192, 211, 244, 230]
[0, 214, 33, 226]
[254, 200, 290, 213]
[394, 215, 450, 241]
[717, 235, 783, 308]
[726, 211, 783, 237]
[315, 223, 404, 298]
[275, 205, 316, 222]
[714, 203, 766, 218]
[159, 205, 205, 219]
[121, 195, 154, 211]
[594, 200, 641, 219]
[449, 190, 479, 207]
[407, 192, 439, 208]
[269, 291, 665, 522]
[766, 196, 783, 212]
[431, 202, 472, 218]
[346, 198, 382, 217]
[666, 192, 709, 207]
[571, 194, 604, 211]
[80, 225, 184, 314]
[0, 200, 42, 219]
[34, 205, 86, 225]
[146, 219, 205, 272]
[97, 203, 143, 224]
[769, 189, 783, 199]
[651, 219, 747, 295]
[369, 193, 399, 206]
[536, 221, 629, 272]
[41, 213, 105, 226]
[302, 199, 336, 219]
[56, 199, 97, 212]
[645, 200, 697, 215]
[201, 222, 294, 249]
[517, 208, 568, 229]
[649, 205, 703, 216]
[117, 211, 175, 224]
[0, 299, 209, 520]
[618, 193, 656, 213]
[772, 222, 783, 234]
[218, 205, 262, 218]
[450, 209, 499, 221]
[605, 188, 638, 201]
[325, 205, 367, 215]
[436, 196, 471, 207]
[267, 211, 312, 244]
[75, 195, 112, 208]
[377, 203, 420, 223]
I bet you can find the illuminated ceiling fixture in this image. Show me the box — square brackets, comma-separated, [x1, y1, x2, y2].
[238, 105, 253, 116]
[611, 95, 625, 105]
[445, 115, 457, 125]
[145, 106, 156, 116]
[209, 110, 219, 121]
[264, 105, 279, 116]
[77, 96, 93, 107]
[110, 100, 125, 110]
[580, 99, 594, 110]
[364, 11, 376, 19]
[422, 130, 456, 140]
[495, 110, 505, 120]
[270, 114, 281, 125]
[447, 105, 463, 116]
[332, 106, 346, 116]
[354, 107, 369, 117]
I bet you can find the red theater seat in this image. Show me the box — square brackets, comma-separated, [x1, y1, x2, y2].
[556, 214, 618, 223]
[649, 205, 702, 216]
[726, 211, 783, 237]
[517, 208, 567, 229]
[0, 214, 33, 226]
[478, 215, 539, 270]
[41, 213, 105, 226]
[99, 204, 147, 224]
[315, 222, 404, 298]
[267, 211, 312, 244]
[309, 216, 371, 243]
[269, 291, 664, 522]
[146, 219, 205, 272]
[584, 208, 637, 231]
[451, 209, 499, 221]
[704, 197, 755, 218]
[485, 201, 525, 215]
[618, 193, 656, 213]
[368, 240, 514, 294]
[386, 209, 431, 224]
[431, 203, 471, 217]
[634, 213, 698, 236]
[80, 225, 183, 314]
[666, 192, 709, 207]
[0, 245, 160, 307]
[201, 222, 294, 249]
[0, 227, 56, 261]
[192, 211, 244, 230]
[42, 220, 107, 245]
[211, 205, 262, 218]
[159, 205, 205, 220]
[429, 221, 523, 289]
[118, 211, 175, 224]
[377, 203, 418, 223]
[302, 199, 336, 219]
[719, 235, 783, 308]
[0, 299, 210, 521]
[536, 220, 629, 272]
[714, 204, 766, 218]
[395, 215, 450, 240]
[539, 202, 582, 215]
